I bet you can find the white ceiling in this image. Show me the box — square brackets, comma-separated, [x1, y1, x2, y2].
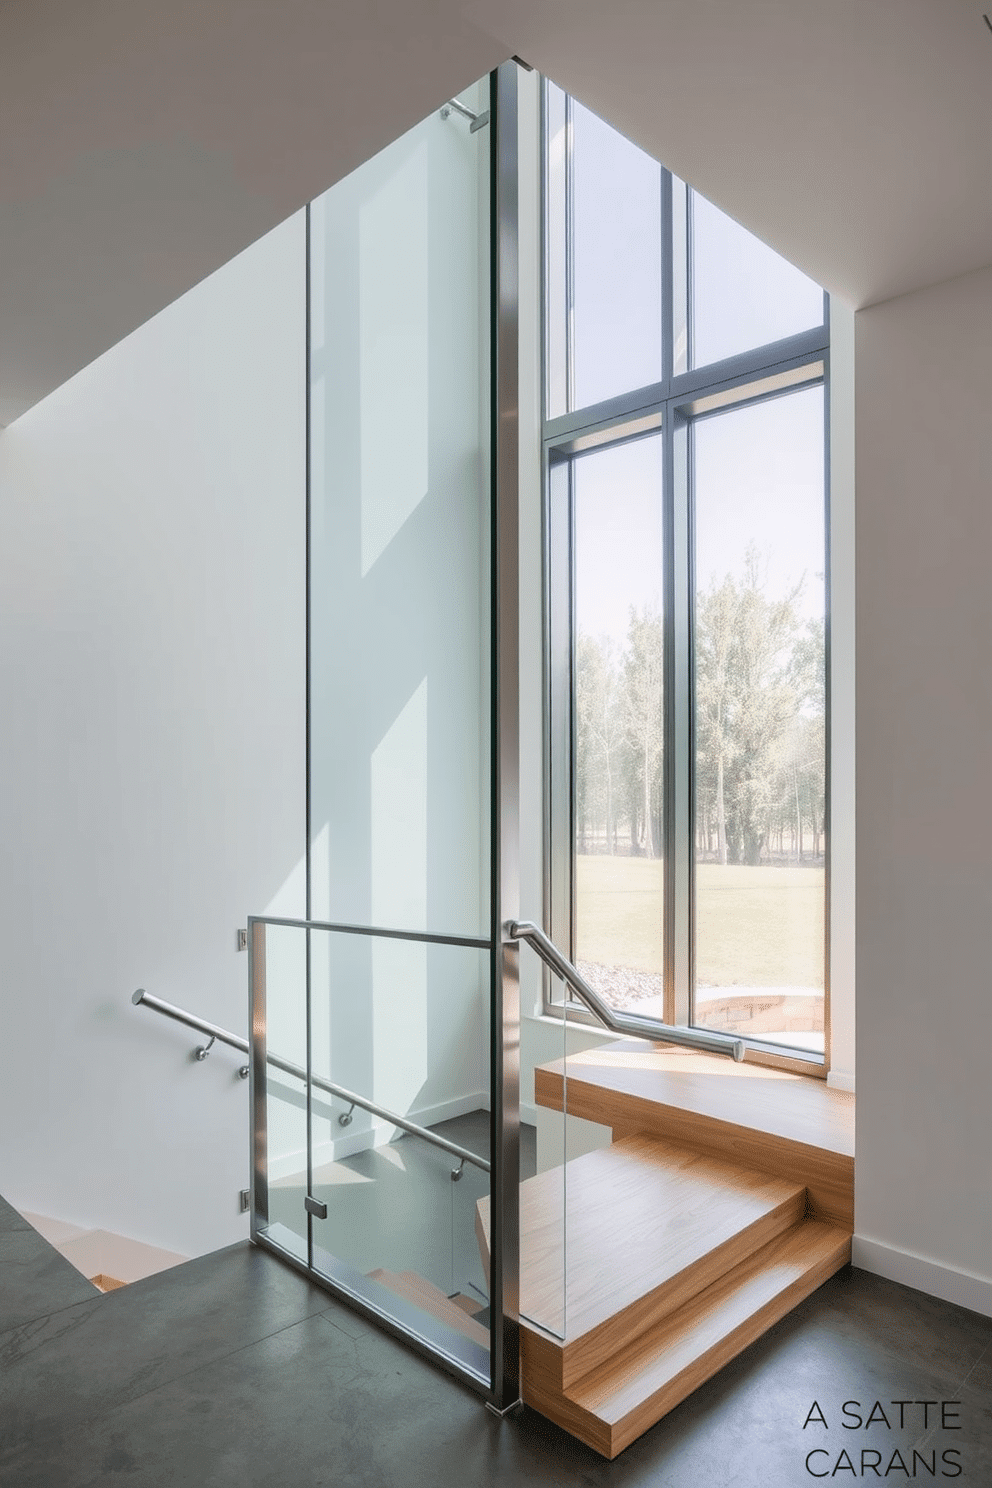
[1, 0, 989, 425]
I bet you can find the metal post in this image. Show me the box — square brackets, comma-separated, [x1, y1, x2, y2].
[249, 918, 269, 1237]
[490, 56, 521, 1415]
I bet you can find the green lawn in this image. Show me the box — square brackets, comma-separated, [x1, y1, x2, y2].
[575, 854, 824, 989]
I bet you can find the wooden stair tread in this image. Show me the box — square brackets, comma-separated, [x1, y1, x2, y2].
[504, 1134, 806, 1356]
[534, 1041, 855, 1228]
[368, 1268, 489, 1347]
[536, 1040, 854, 1156]
[525, 1219, 851, 1459]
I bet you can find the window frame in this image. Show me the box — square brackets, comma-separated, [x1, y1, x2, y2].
[540, 78, 832, 1076]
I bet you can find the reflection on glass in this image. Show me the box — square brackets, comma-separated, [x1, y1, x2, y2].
[257, 926, 494, 1376]
[546, 82, 662, 416]
[692, 388, 825, 1052]
[572, 435, 665, 1016]
[309, 74, 490, 940]
[690, 192, 824, 369]
[308, 932, 491, 1373]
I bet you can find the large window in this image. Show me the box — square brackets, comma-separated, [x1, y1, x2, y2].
[543, 81, 829, 1067]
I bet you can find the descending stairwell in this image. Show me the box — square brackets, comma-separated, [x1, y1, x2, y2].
[478, 1041, 854, 1459]
[368, 1269, 490, 1349]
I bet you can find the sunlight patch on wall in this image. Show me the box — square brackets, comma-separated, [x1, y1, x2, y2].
[359, 138, 429, 576]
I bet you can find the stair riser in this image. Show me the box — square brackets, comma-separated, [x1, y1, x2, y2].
[524, 1231, 851, 1459]
[607, 1234, 851, 1458]
[558, 1186, 807, 1389]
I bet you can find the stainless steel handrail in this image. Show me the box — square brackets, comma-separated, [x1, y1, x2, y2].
[131, 989, 491, 1174]
[132, 988, 249, 1054]
[506, 921, 746, 1062]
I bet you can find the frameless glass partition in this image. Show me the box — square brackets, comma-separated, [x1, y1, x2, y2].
[251, 62, 522, 1407]
[251, 918, 492, 1381]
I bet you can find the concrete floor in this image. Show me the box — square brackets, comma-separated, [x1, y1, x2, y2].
[2, 1189, 991, 1486]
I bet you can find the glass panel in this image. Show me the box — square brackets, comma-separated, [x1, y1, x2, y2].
[572, 434, 665, 1017]
[692, 387, 826, 1054]
[308, 929, 490, 1377]
[546, 81, 662, 416]
[689, 190, 824, 370]
[519, 973, 567, 1342]
[257, 923, 309, 1265]
[309, 74, 491, 941]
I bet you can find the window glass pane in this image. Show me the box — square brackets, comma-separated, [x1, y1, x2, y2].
[573, 435, 664, 1014]
[690, 192, 824, 369]
[546, 82, 662, 416]
[692, 387, 825, 1054]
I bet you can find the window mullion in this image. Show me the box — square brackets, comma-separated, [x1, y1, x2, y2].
[669, 411, 692, 1026]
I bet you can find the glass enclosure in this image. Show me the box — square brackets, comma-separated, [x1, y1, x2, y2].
[251, 68, 511, 1399]
[249, 59, 832, 1424]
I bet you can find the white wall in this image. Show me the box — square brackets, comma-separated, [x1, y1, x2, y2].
[854, 262, 992, 1316]
[0, 214, 306, 1258]
[828, 298, 856, 1092]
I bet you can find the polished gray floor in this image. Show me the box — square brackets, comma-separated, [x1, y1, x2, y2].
[2, 1187, 990, 1487]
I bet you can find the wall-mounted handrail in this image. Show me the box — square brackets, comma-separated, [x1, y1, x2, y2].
[506, 921, 746, 1063]
[132, 989, 249, 1072]
[131, 988, 490, 1174]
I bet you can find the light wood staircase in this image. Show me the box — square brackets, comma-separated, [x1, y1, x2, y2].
[478, 1040, 854, 1459]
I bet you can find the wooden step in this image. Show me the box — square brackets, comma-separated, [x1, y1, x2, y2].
[534, 1040, 855, 1227]
[478, 1132, 806, 1388]
[367, 1268, 489, 1348]
[524, 1218, 851, 1459]
[89, 1273, 128, 1293]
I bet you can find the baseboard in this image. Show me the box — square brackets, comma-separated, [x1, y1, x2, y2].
[852, 1235, 992, 1319]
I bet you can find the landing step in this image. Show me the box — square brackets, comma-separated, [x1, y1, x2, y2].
[479, 1133, 806, 1386]
[525, 1218, 851, 1459]
[367, 1269, 489, 1348]
[535, 1040, 855, 1227]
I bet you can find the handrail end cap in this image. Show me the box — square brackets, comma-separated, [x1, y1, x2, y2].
[131, 988, 145, 1006]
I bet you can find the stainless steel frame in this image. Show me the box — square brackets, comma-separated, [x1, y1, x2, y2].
[490, 56, 521, 1416]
